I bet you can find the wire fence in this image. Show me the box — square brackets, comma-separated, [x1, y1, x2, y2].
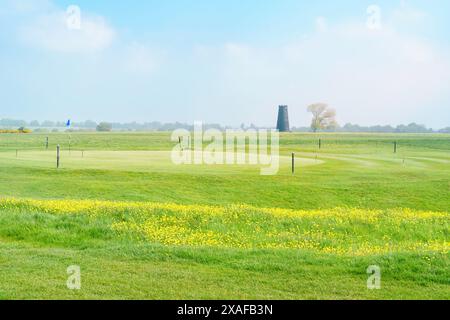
[0, 133, 449, 153]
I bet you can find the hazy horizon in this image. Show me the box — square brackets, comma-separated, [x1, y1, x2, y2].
[1, 116, 448, 132]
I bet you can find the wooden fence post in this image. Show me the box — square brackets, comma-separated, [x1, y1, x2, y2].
[292, 153, 295, 174]
[57, 145, 60, 168]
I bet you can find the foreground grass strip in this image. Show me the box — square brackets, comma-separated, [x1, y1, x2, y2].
[0, 198, 448, 256]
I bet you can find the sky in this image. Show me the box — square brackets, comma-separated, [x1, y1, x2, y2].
[0, 0, 449, 128]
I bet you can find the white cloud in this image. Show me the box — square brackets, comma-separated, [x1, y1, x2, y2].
[1, 0, 52, 14]
[224, 43, 252, 60]
[390, 1, 428, 26]
[315, 17, 328, 32]
[19, 9, 115, 53]
[123, 43, 160, 74]
[191, 5, 450, 127]
[1, 1, 448, 128]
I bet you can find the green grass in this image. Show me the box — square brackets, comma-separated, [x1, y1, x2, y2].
[0, 132, 448, 299]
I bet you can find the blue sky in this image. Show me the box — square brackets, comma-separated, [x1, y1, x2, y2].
[1, 0, 449, 128]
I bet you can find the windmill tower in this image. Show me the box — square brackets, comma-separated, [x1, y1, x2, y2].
[276, 105, 290, 132]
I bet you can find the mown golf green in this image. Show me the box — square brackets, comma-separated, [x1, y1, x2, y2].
[0, 132, 448, 299]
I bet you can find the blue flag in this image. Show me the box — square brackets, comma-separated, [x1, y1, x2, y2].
[66, 119, 71, 128]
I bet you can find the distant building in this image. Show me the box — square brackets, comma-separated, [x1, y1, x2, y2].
[276, 105, 290, 132]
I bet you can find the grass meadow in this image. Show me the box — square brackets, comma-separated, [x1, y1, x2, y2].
[0, 132, 448, 299]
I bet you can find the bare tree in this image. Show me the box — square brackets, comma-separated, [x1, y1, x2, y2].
[307, 103, 338, 132]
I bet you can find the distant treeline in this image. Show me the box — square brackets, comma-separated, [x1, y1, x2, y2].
[293, 123, 450, 134]
[0, 119, 224, 132]
[0, 118, 449, 133]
